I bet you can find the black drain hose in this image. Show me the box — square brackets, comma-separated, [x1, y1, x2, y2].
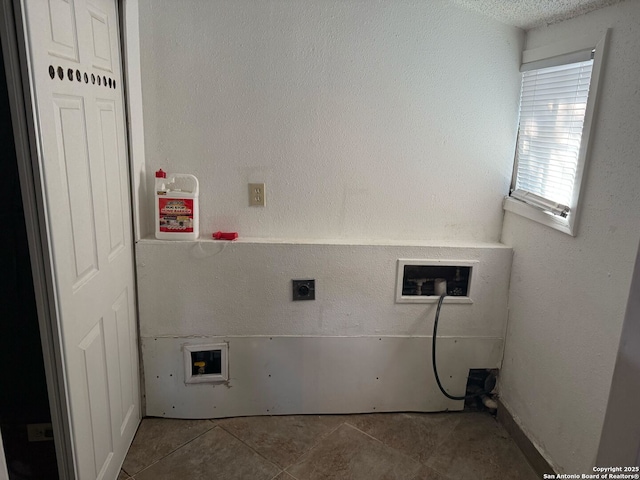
[432, 294, 486, 401]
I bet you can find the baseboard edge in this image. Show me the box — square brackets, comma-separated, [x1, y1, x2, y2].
[497, 398, 555, 476]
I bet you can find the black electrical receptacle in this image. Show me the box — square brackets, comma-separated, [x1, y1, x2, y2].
[191, 350, 222, 376]
[292, 279, 315, 301]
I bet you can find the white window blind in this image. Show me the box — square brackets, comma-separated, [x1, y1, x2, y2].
[513, 58, 594, 212]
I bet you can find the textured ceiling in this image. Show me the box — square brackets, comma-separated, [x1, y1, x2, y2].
[449, 0, 625, 29]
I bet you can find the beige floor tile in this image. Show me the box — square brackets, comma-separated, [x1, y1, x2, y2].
[122, 418, 215, 475]
[346, 412, 461, 464]
[218, 415, 344, 468]
[133, 426, 280, 480]
[117, 469, 130, 480]
[286, 423, 422, 480]
[425, 413, 539, 480]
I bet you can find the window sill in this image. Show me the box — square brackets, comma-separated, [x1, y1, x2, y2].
[503, 197, 575, 236]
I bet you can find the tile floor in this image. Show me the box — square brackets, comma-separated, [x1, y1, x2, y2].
[117, 412, 539, 480]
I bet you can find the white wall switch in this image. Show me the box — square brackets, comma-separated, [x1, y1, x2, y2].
[249, 183, 266, 206]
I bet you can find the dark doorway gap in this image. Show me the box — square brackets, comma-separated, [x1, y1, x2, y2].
[0, 47, 59, 480]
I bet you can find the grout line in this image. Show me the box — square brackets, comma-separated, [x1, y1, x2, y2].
[269, 470, 299, 480]
[428, 464, 458, 480]
[281, 418, 347, 471]
[128, 412, 510, 480]
[127, 420, 217, 476]
[423, 414, 465, 467]
[217, 424, 282, 472]
[418, 413, 465, 467]
[421, 413, 479, 480]
[342, 421, 390, 445]
[343, 413, 466, 471]
[344, 418, 404, 448]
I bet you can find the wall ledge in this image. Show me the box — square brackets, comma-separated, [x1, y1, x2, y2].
[137, 236, 510, 249]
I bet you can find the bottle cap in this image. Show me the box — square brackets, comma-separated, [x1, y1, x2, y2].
[155, 169, 167, 178]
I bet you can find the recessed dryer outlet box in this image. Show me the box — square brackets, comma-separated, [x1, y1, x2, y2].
[292, 279, 315, 301]
[395, 259, 477, 304]
[183, 343, 228, 384]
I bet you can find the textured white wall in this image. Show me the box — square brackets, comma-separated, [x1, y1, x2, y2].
[500, 1, 640, 473]
[136, 241, 512, 338]
[122, 0, 148, 241]
[137, 0, 522, 243]
[597, 241, 640, 465]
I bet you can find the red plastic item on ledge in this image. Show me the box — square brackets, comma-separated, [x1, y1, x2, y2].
[212, 231, 238, 240]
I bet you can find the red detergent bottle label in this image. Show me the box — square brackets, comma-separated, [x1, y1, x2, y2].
[158, 198, 194, 232]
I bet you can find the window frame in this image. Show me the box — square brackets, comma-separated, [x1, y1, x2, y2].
[504, 29, 610, 236]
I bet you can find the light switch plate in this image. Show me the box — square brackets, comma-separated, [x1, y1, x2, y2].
[249, 183, 266, 206]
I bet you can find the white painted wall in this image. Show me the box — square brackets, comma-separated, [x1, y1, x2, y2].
[596, 240, 640, 466]
[143, 335, 504, 419]
[122, 0, 148, 241]
[134, 0, 523, 416]
[137, 240, 512, 417]
[500, 0, 640, 473]
[137, 241, 512, 338]
[137, 0, 522, 243]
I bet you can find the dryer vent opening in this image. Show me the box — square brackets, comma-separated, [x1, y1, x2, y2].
[463, 369, 498, 412]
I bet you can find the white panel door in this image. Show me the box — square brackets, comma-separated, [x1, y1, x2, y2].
[20, 0, 140, 478]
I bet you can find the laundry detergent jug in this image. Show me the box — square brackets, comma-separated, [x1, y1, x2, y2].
[155, 169, 199, 240]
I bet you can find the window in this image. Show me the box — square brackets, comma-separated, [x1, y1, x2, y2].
[504, 31, 610, 236]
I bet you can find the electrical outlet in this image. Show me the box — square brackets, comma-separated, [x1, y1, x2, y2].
[249, 183, 266, 206]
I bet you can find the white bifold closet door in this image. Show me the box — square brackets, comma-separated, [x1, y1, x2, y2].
[20, 0, 140, 478]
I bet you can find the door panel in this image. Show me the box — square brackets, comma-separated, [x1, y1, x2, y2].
[78, 319, 113, 478]
[21, 0, 140, 478]
[86, 5, 112, 71]
[95, 100, 125, 259]
[46, 0, 80, 61]
[51, 94, 100, 288]
[111, 288, 135, 432]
